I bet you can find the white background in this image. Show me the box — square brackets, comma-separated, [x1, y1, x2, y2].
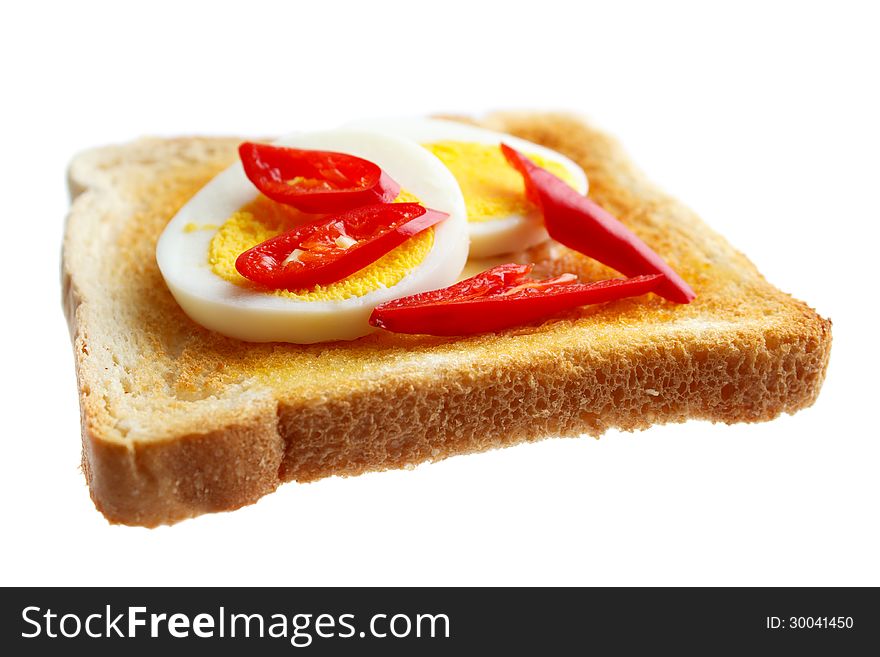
[1, 0, 877, 586]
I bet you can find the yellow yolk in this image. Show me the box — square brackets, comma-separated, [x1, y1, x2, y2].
[207, 192, 433, 301]
[422, 141, 576, 223]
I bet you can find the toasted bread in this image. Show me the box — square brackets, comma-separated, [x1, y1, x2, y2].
[62, 112, 831, 526]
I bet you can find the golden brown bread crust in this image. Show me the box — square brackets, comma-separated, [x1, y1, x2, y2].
[62, 113, 831, 526]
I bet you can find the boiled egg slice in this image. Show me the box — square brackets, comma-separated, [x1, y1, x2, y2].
[345, 118, 588, 257]
[156, 129, 468, 343]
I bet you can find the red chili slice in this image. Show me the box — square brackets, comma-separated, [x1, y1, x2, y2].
[235, 203, 446, 290]
[501, 144, 695, 304]
[239, 142, 401, 213]
[369, 263, 662, 335]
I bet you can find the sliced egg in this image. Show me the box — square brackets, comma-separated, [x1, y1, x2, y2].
[156, 129, 468, 343]
[345, 118, 588, 257]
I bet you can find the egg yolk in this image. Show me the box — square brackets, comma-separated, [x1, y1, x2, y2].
[422, 141, 576, 223]
[206, 190, 433, 301]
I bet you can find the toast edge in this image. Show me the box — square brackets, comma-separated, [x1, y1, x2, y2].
[79, 417, 285, 528]
[275, 302, 832, 484]
[74, 303, 830, 527]
[63, 224, 286, 527]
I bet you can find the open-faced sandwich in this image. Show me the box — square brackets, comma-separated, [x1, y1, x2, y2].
[63, 113, 831, 526]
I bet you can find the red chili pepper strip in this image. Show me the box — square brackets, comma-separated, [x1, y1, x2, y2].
[501, 144, 695, 304]
[235, 203, 447, 290]
[239, 142, 401, 213]
[369, 263, 663, 335]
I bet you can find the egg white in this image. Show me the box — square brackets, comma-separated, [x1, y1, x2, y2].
[156, 129, 468, 343]
[344, 118, 588, 257]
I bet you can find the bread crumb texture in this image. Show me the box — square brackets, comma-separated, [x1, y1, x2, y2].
[63, 114, 831, 526]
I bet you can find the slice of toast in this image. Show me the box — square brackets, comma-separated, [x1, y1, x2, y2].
[63, 113, 831, 526]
